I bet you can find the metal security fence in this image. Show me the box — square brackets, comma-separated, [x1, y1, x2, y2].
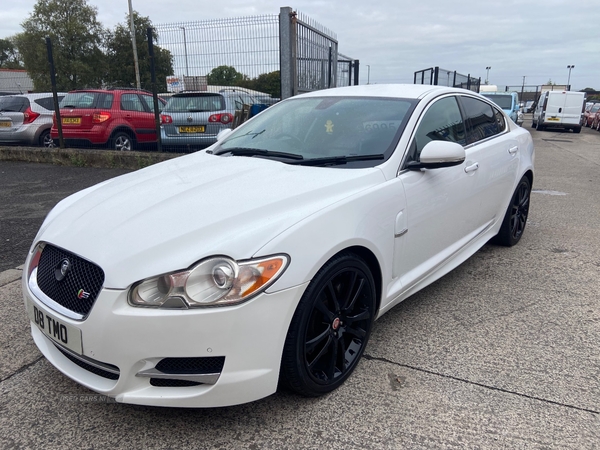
[155, 15, 280, 94]
[414, 67, 481, 93]
[156, 7, 358, 100]
[0, 69, 34, 95]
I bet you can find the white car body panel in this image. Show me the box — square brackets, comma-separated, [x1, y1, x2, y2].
[23, 84, 535, 407]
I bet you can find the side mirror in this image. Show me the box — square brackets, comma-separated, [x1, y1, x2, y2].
[406, 140, 465, 171]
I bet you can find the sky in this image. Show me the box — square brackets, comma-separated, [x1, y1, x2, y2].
[2, 0, 600, 91]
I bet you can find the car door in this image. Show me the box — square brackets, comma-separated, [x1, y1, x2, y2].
[120, 93, 156, 143]
[457, 95, 520, 226]
[393, 95, 478, 287]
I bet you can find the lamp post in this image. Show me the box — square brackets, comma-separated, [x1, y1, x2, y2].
[566, 65, 574, 90]
[127, 0, 141, 89]
[485, 66, 491, 84]
[180, 26, 189, 77]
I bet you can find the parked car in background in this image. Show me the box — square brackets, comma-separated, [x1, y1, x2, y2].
[23, 84, 534, 408]
[51, 88, 166, 151]
[0, 93, 65, 147]
[591, 109, 600, 131]
[582, 102, 600, 127]
[532, 90, 585, 132]
[480, 92, 524, 126]
[160, 89, 262, 151]
[523, 100, 534, 113]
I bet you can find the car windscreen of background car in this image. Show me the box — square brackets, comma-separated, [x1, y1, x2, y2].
[60, 92, 113, 109]
[218, 96, 416, 163]
[0, 97, 29, 112]
[481, 94, 512, 110]
[165, 94, 226, 112]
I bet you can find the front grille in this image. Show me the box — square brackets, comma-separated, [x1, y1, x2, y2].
[155, 357, 225, 374]
[150, 379, 202, 387]
[36, 244, 104, 316]
[55, 344, 120, 380]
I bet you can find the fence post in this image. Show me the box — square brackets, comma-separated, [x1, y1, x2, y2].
[279, 7, 297, 99]
[45, 37, 64, 149]
[353, 60, 360, 85]
[147, 27, 163, 153]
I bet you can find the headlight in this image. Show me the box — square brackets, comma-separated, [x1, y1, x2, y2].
[129, 255, 289, 308]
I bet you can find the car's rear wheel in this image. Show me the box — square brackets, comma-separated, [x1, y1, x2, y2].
[573, 126, 581, 134]
[493, 176, 531, 247]
[112, 132, 134, 151]
[281, 252, 376, 397]
[39, 130, 54, 148]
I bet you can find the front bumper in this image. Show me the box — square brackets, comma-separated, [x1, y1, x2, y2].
[23, 272, 307, 408]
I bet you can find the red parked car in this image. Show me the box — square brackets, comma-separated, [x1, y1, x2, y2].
[51, 89, 166, 151]
[582, 102, 600, 127]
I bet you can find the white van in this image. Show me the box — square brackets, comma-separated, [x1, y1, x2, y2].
[532, 91, 585, 132]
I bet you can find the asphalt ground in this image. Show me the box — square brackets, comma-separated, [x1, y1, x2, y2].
[1, 120, 599, 448]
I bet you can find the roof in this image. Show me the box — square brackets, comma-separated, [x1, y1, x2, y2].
[0, 69, 34, 93]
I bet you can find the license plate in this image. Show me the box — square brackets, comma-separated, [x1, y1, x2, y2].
[62, 117, 81, 125]
[179, 125, 205, 133]
[0, 121, 10, 127]
[547, 117, 560, 121]
[27, 300, 83, 354]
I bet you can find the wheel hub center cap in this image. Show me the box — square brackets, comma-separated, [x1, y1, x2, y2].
[332, 317, 341, 330]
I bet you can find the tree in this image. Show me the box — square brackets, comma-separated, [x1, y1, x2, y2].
[14, 0, 107, 91]
[0, 38, 23, 69]
[105, 13, 173, 91]
[250, 71, 280, 98]
[207, 65, 247, 86]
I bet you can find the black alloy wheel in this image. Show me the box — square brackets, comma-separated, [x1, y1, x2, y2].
[281, 253, 376, 397]
[493, 176, 531, 247]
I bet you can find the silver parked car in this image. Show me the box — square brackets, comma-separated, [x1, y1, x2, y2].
[160, 90, 258, 150]
[0, 93, 65, 147]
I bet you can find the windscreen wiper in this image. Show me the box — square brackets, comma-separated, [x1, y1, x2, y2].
[188, 109, 210, 112]
[212, 147, 304, 160]
[287, 154, 385, 166]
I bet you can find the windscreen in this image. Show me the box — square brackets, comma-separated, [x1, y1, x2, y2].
[217, 96, 416, 167]
[165, 94, 226, 112]
[0, 96, 29, 112]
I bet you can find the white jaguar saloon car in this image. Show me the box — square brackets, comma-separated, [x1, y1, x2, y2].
[23, 84, 534, 407]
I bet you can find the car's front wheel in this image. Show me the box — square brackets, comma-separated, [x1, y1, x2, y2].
[112, 132, 134, 151]
[281, 252, 376, 397]
[493, 176, 531, 247]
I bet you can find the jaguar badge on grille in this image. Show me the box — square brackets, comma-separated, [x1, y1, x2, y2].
[55, 259, 71, 281]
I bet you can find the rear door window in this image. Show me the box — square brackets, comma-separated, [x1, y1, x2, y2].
[120, 94, 146, 112]
[459, 96, 500, 144]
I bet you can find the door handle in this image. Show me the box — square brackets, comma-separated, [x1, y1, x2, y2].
[464, 162, 479, 173]
[508, 146, 518, 155]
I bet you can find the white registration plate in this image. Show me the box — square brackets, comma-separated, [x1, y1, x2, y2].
[27, 299, 83, 354]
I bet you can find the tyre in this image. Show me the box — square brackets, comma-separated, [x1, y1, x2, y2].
[530, 118, 536, 128]
[536, 119, 544, 131]
[493, 176, 531, 247]
[280, 252, 376, 397]
[573, 126, 581, 134]
[112, 131, 134, 151]
[39, 129, 55, 148]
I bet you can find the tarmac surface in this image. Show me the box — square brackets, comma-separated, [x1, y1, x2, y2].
[1, 121, 599, 448]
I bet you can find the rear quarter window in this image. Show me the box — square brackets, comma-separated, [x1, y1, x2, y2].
[34, 96, 63, 111]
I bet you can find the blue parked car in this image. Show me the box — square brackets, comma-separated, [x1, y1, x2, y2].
[480, 92, 524, 126]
